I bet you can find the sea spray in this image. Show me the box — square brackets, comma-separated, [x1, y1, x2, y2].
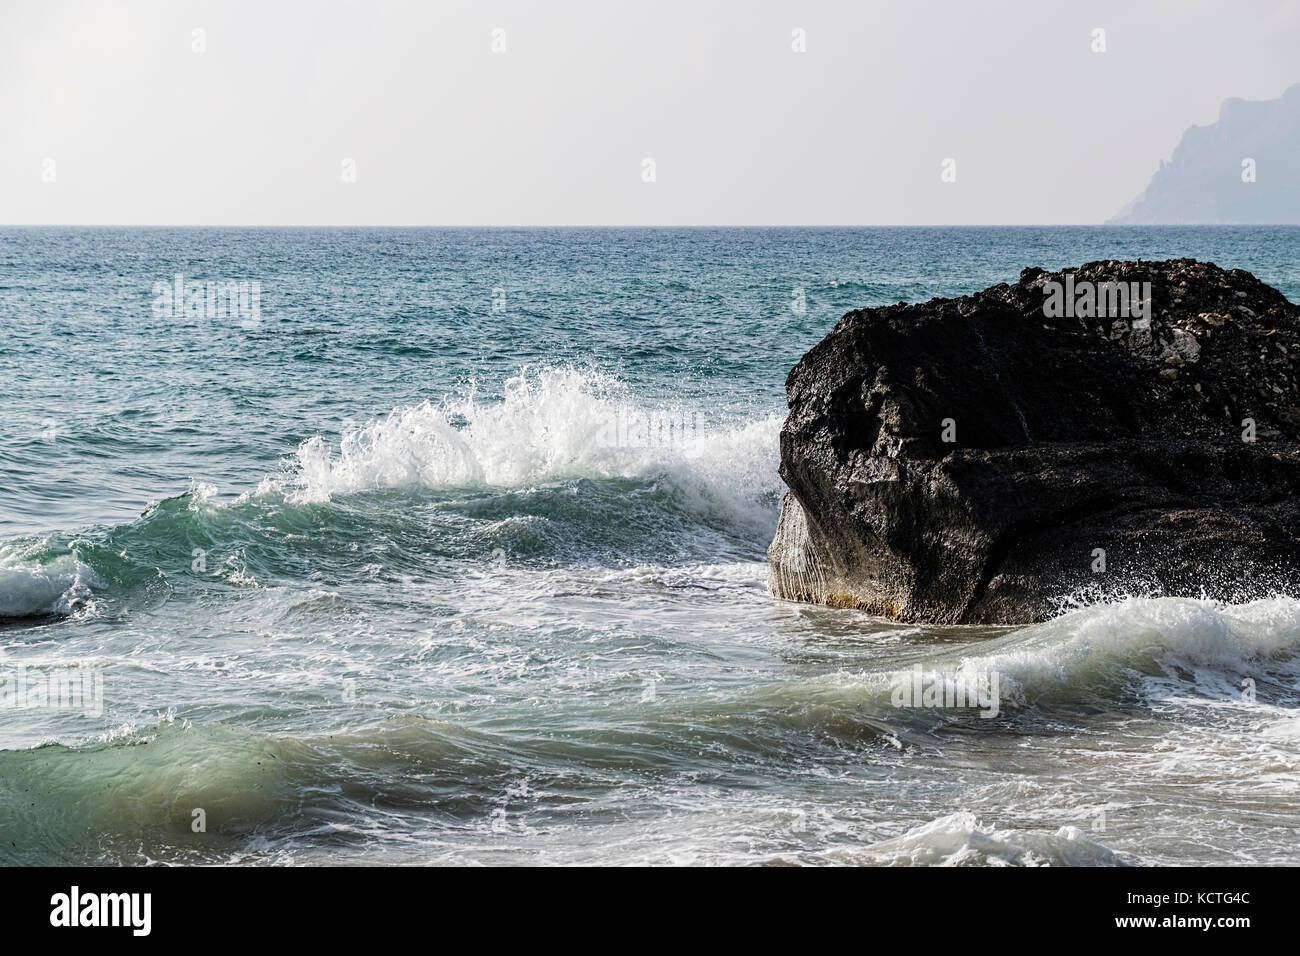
[255, 366, 786, 522]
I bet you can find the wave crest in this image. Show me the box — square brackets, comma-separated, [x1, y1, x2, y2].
[0, 551, 100, 620]
[257, 366, 784, 514]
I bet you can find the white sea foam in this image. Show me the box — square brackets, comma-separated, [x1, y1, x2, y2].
[842, 812, 1129, 866]
[0, 554, 100, 619]
[810, 595, 1300, 714]
[968, 595, 1300, 701]
[257, 366, 785, 515]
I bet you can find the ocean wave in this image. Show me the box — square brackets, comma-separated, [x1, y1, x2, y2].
[0, 551, 101, 620]
[254, 366, 784, 516]
[753, 595, 1300, 727]
[0, 370, 786, 609]
[0, 498, 196, 623]
[0, 715, 507, 864]
[971, 594, 1300, 699]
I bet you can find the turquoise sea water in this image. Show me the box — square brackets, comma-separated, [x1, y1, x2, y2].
[2, 226, 1299, 865]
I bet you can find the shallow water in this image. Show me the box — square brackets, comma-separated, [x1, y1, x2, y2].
[2, 226, 1298, 865]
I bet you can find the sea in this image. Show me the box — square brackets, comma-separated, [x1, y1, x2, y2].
[2, 225, 1298, 865]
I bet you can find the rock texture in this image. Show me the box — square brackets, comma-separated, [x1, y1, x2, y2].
[768, 259, 1300, 624]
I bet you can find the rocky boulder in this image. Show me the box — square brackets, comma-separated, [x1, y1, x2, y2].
[768, 258, 1300, 624]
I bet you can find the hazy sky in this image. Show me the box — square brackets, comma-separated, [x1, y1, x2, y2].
[3, 0, 1298, 225]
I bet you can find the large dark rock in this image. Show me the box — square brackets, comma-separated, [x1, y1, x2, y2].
[768, 259, 1300, 624]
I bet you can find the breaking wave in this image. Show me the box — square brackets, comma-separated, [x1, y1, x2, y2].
[0, 551, 101, 620]
[257, 366, 784, 509]
[769, 595, 1300, 723]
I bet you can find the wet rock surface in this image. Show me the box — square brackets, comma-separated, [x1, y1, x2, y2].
[768, 259, 1300, 624]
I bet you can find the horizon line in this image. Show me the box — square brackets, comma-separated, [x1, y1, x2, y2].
[5, 223, 1298, 229]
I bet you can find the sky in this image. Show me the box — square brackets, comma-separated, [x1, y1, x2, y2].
[2, 0, 1298, 226]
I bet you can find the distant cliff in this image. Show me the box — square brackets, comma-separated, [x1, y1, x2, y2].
[1109, 84, 1300, 224]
